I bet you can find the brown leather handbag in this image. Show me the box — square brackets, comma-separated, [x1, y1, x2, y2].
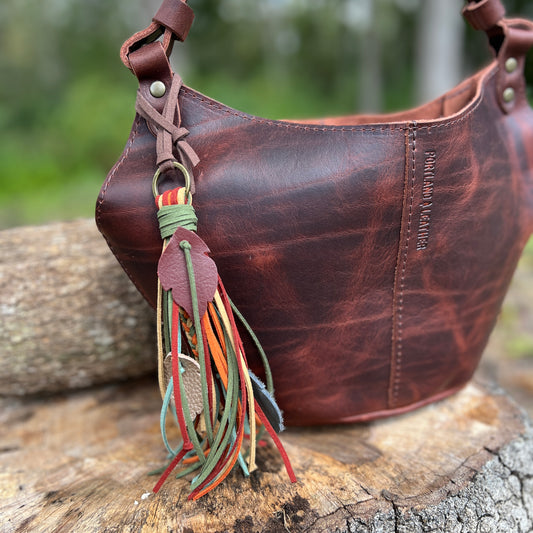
[96, 0, 533, 431]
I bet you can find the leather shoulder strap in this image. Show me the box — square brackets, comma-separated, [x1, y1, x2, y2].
[153, 0, 195, 42]
[120, 0, 194, 70]
[463, 0, 506, 31]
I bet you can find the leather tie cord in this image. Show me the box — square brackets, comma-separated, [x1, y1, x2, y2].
[135, 74, 200, 182]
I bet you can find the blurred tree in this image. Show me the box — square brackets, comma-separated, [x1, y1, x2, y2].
[0, 0, 141, 227]
[416, 0, 464, 102]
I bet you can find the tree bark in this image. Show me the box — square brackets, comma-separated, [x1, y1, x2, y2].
[0, 219, 157, 396]
[1, 379, 532, 532]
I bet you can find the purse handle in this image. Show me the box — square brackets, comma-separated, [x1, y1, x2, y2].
[120, 0, 194, 69]
[121, 0, 533, 114]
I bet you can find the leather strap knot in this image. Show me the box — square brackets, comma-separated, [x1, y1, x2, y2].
[136, 74, 200, 192]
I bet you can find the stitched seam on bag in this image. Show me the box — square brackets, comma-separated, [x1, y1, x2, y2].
[95, 115, 156, 305]
[181, 69, 494, 133]
[389, 128, 409, 409]
[181, 88, 405, 132]
[391, 123, 417, 408]
[396, 124, 417, 405]
[96, 114, 141, 212]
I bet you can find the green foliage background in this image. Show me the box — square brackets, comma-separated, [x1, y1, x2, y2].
[1, 0, 533, 228]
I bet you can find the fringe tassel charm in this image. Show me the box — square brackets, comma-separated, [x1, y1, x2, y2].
[151, 167, 295, 499]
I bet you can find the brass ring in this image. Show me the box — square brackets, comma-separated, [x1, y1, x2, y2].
[152, 161, 191, 198]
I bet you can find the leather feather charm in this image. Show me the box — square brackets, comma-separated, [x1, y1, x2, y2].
[158, 227, 218, 319]
[151, 181, 295, 500]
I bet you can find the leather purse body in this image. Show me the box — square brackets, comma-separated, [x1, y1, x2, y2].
[96, 0, 533, 426]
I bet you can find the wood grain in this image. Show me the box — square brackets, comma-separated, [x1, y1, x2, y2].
[2, 378, 532, 532]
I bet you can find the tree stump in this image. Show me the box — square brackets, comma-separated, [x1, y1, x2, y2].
[1, 220, 532, 531]
[2, 378, 532, 532]
[0, 219, 156, 395]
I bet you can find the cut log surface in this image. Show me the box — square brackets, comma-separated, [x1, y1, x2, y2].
[0, 219, 157, 395]
[2, 379, 533, 533]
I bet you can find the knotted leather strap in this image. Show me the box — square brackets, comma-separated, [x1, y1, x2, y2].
[128, 40, 199, 191]
[136, 73, 200, 189]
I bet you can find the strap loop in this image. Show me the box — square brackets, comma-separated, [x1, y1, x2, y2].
[461, 0, 533, 114]
[128, 41, 173, 88]
[120, 0, 194, 70]
[462, 0, 506, 32]
[153, 0, 195, 42]
[494, 18, 533, 113]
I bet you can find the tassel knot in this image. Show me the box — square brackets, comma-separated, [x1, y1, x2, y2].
[136, 73, 200, 192]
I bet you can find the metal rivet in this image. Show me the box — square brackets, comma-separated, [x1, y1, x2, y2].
[505, 57, 518, 73]
[503, 87, 515, 103]
[150, 81, 166, 98]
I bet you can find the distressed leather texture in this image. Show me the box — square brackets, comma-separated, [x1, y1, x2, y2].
[96, 1, 533, 426]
